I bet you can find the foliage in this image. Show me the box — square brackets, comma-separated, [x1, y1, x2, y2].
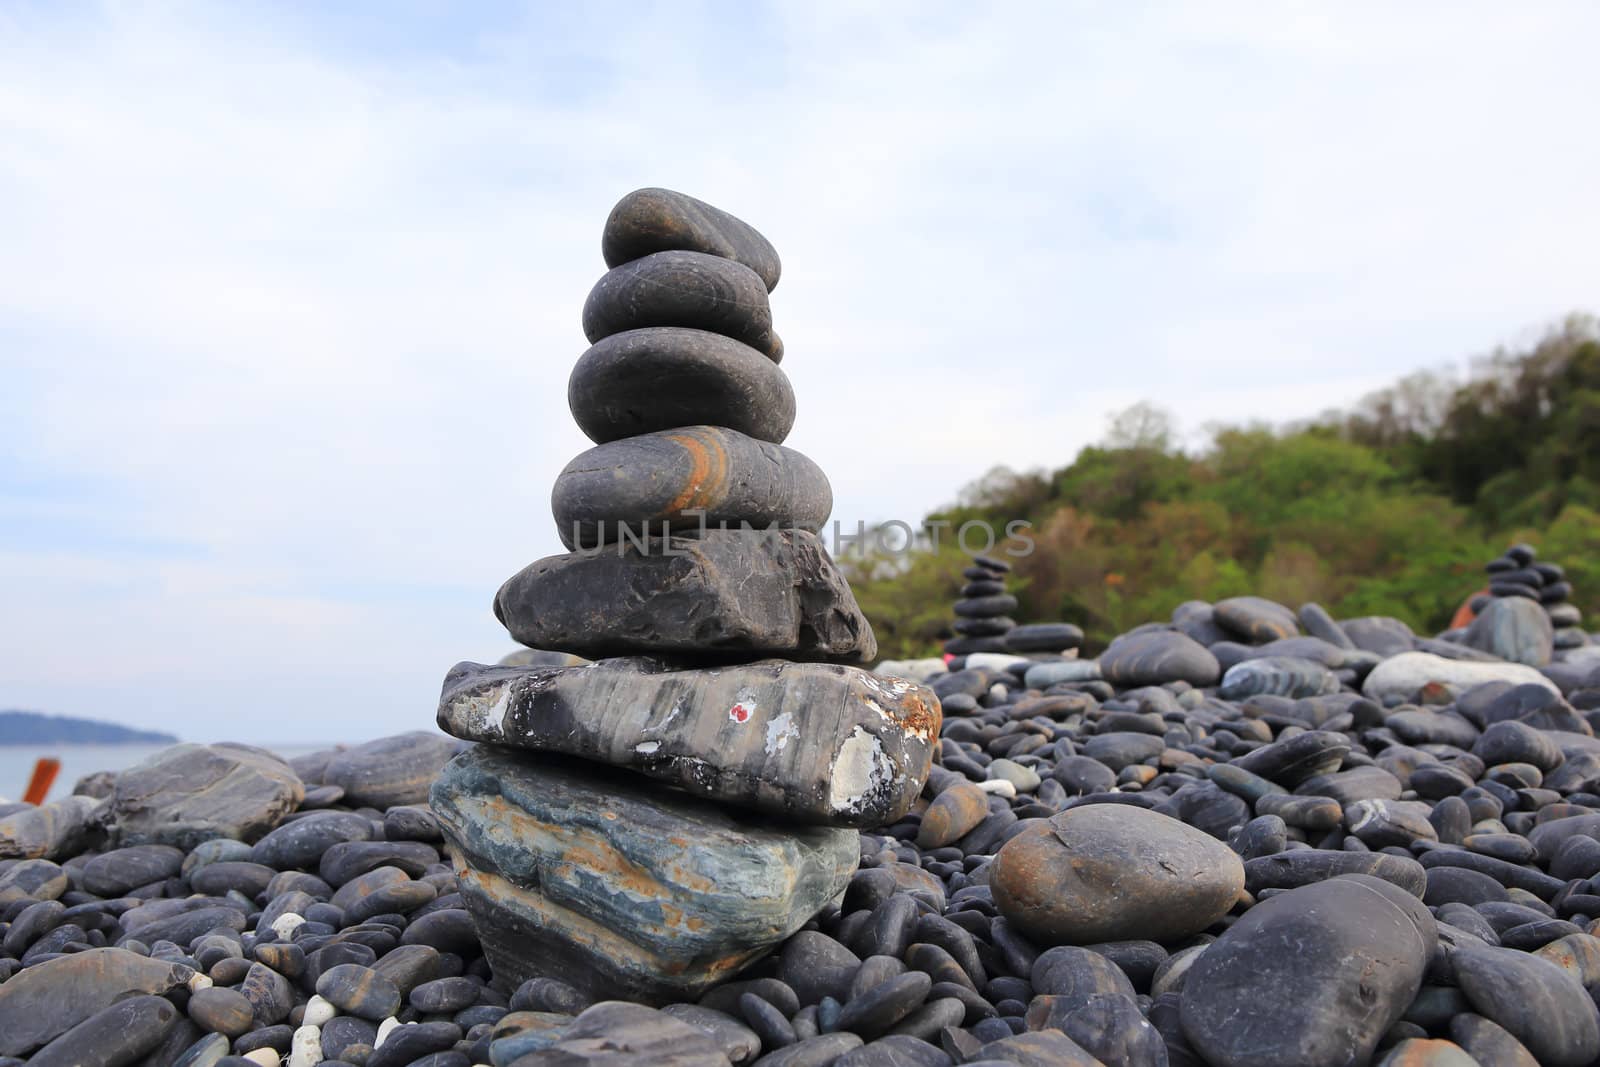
[847, 315, 1600, 658]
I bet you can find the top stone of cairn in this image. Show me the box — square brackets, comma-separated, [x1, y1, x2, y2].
[602, 187, 782, 292]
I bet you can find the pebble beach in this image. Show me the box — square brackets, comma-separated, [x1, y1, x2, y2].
[5, 189, 1600, 1067]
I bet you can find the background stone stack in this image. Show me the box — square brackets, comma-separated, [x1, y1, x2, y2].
[1457, 543, 1588, 665]
[943, 554, 1084, 663]
[943, 555, 1018, 656]
[428, 188, 940, 1005]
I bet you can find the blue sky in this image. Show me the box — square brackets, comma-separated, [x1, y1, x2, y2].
[3, 2, 1598, 742]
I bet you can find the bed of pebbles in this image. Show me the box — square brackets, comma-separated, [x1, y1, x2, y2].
[5, 589, 1600, 1066]
[7, 186, 1600, 1066]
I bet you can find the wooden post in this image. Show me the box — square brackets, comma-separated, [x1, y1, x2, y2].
[23, 758, 61, 805]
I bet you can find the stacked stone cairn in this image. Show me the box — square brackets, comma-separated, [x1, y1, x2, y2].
[943, 555, 1017, 657]
[943, 554, 1084, 667]
[428, 188, 940, 1005]
[1457, 542, 1591, 661]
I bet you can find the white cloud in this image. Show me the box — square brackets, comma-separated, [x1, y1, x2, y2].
[1, 2, 1597, 740]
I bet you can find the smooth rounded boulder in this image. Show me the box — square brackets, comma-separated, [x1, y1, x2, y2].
[1214, 596, 1299, 642]
[552, 425, 832, 549]
[569, 327, 795, 444]
[1464, 595, 1554, 666]
[320, 731, 459, 808]
[602, 187, 781, 291]
[493, 529, 874, 664]
[992, 805, 1243, 944]
[582, 250, 780, 359]
[1450, 944, 1600, 1067]
[102, 743, 304, 849]
[1098, 630, 1221, 688]
[1180, 874, 1437, 1067]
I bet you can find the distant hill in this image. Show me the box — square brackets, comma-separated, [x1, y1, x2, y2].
[841, 314, 1600, 659]
[0, 710, 178, 745]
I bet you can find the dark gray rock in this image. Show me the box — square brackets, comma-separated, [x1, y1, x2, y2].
[603, 187, 781, 292]
[1344, 799, 1438, 848]
[250, 811, 373, 870]
[81, 844, 185, 897]
[383, 805, 444, 843]
[973, 1027, 1104, 1065]
[26, 994, 178, 1067]
[369, 943, 441, 994]
[1465, 596, 1555, 667]
[1030, 945, 1137, 1014]
[832, 1034, 949, 1066]
[552, 426, 831, 550]
[1231, 731, 1349, 788]
[993, 805, 1242, 945]
[502, 1000, 734, 1066]
[583, 250, 780, 359]
[430, 745, 858, 1003]
[321, 731, 458, 808]
[364, 1021, 462, 1067]
[1296, 764, 1403, 806]
[570, 327, 794, 445]
[0, 796, 99, 861]
[659, 1003, 761, 1064]
[1213, 596, 1299, 643]
[1298, 602, 1356, 649]
[409, 976, 479, 1013]
[319, 840, 440, 886]
[1099, 631, 1221, 688]
[316, 963, 402, 1021]
[321, 1016, 378, 1060]
[1003, 624, 1083, 653]
[189, 860, 276, 898]
[1449, 1013, 1540, 1066]
[1180, 875, 1436, 1067]
[0, 948, 200, 1057]
[1242, 849, 1426, 897]
[1057, 992, 1167, 1067]
[0, 858, 69, 904]
[494, 529, 875, 663]
[186, 987, 254, 1037]
[238, 961, 293, 1026]
[835, 971, 931, 1038]
[953, 595, 1018, 618]
[436, 657, 936, 827]
[1, 899, 65, 957]
[1342, 616, 1416, 656]
[1451, 944, 1600, 1066]
[1472, 719, 1564, 772]
[103, 744, 303, 849]
[916, 783, 989, 849]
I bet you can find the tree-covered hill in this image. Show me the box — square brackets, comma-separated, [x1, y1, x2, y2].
[843, 315, 1600, 660]
[0, 710, 178, 745]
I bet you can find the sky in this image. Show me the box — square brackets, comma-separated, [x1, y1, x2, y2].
[3, 2, 1598, 744]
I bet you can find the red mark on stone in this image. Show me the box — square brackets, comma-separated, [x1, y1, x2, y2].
[729, 704, 751, 723]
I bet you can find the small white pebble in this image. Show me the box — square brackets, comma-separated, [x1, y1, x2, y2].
[270, 913, 306, 939]
[186, 973, 213, 992]
[374, 1016, 402, 1049]
[286, 1025, 320, 1067]
[302, 994, 336, 1027]
[976, 779, 1017, 798]
[243, 1050, 280, 1067]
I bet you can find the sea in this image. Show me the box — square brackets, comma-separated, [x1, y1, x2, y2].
[0, 743, 336, 804]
